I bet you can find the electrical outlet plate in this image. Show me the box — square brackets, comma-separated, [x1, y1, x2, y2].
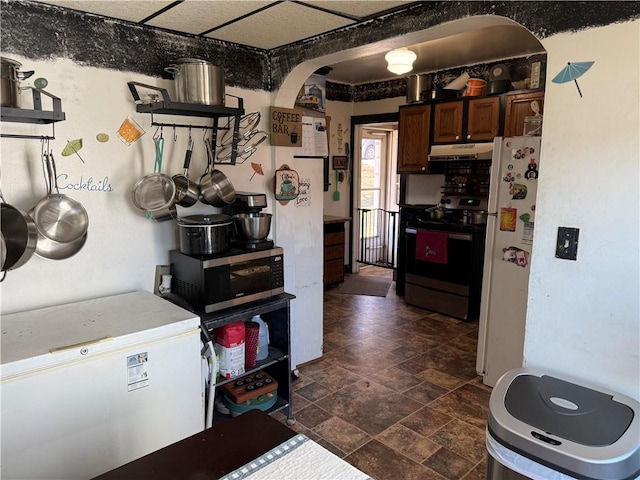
[556, 227, 579, 260]
[153, 265, 170, 295]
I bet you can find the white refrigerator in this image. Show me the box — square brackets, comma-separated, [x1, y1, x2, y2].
[476, 136, 542, 387]
[1, 291, 204, 479]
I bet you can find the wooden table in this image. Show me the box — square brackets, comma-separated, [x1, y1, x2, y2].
[92, 410, 296, 480]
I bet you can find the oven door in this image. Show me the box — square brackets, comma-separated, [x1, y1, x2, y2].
[405, 227, 474, 286]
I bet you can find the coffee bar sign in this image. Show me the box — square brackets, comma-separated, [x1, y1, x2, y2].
[270, 106, 303, 147]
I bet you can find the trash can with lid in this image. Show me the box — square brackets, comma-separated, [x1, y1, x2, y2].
[487, 368, 640, 480]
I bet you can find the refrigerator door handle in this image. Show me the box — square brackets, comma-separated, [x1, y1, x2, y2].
[487, 212, 498, 217]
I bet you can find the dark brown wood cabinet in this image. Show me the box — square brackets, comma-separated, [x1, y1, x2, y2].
[433, 101, 464, 143]
[433, 96, 500, 143]
[398, 104, 431, 173]
[467, 97, 500, 141]
[504, 91, 545, 137]
[323, 217, 349, 285]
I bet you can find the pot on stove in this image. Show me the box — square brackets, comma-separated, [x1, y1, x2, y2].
[427, 206, 450, 220]
[469, 211, 488, 225]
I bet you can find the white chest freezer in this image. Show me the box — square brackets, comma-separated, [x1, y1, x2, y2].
[1, 291, 204, 480]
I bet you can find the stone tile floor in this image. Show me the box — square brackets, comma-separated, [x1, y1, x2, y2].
[274, 267, 492, 479]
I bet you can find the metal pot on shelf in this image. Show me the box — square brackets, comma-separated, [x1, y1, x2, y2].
[1, 57, 34, 108]
[164, 58, 225, 106]
[406, 74, 432, 103]
[177, 214, 232, 256]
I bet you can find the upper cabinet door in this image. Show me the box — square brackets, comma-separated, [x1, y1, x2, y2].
[467, 97, 500, 141]
[504, 91, 545, 137]
[433, 101, 463, 143]
[398, 104, 431, 173]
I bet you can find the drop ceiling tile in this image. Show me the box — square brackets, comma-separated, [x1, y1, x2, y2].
[147, 0, 274, 35]
[33, 0, 175, 23]
[206, 2, 353, 49]
[307, 0, 416, 18]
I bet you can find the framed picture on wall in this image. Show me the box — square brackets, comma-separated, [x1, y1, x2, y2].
[332, 155, 348, 170]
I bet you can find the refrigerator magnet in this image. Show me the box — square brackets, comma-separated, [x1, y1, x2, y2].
[525, 160, 539, 180]
[500, 207, 517, 231]
[512, 148, 525, 160]
[502, 246, 530, 267]
[503, 172, 515, 182]
[509, 183, 527, 199]
[522, 222, 534, 245]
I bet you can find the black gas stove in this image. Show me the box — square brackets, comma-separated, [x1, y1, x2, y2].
[398, 196, 488, 321]
[402, 205, 487, 234]
[403, 209, 485, 234]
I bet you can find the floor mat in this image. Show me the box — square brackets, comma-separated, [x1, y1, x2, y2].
[337, 275, 392, 297]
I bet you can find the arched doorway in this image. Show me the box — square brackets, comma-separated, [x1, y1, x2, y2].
[271, 15, 546, 368]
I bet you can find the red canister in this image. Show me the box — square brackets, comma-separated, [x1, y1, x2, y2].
[214, 321, 245, 379]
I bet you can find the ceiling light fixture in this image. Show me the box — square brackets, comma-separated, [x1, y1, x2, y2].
[385, 47, 417, 75]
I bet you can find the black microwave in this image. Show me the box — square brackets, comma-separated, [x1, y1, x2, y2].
[169, 247, 284, 313]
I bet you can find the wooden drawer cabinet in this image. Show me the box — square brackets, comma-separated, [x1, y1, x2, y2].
[504, 91, 545, 137]
[324, 244, 344, 261]
[323, 219, 347, 285]
[324, 260, 344, 285]
[324, 232, 344, 248]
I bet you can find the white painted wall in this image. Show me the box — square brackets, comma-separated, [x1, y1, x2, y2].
[525, 21, 640, 399]
[0, 56, 271, 315]
[353, 97, 404, 117]
[324, 99, 352, 218]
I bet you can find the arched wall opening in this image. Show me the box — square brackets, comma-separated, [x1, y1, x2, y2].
[271, 15, 547, 369]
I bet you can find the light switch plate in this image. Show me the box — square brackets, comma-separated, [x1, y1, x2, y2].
[556, 227, 579, 260]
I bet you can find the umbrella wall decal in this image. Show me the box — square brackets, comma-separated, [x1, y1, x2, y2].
[552, 61, 594, 98]
[62, 138, 85, 163]
[249, 162, 264, 181]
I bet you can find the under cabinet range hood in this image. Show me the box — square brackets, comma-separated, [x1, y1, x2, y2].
[429, 143, 493, 161]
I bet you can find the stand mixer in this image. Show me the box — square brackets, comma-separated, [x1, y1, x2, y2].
[224, 192, 274, 251]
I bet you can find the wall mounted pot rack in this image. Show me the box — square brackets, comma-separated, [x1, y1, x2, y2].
[0, 88, 65, 140]
[127, 82, 245, 165]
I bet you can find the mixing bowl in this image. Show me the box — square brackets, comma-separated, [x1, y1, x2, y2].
[232, 213, 272, 241]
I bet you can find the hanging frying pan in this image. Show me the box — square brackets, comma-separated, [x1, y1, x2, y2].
[172, 136, 199, 207]
[199, 138, 236, 207]
[31, 151, 89, 243]
[0, 188, 38, 275]
[131, 136, 176, 214]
